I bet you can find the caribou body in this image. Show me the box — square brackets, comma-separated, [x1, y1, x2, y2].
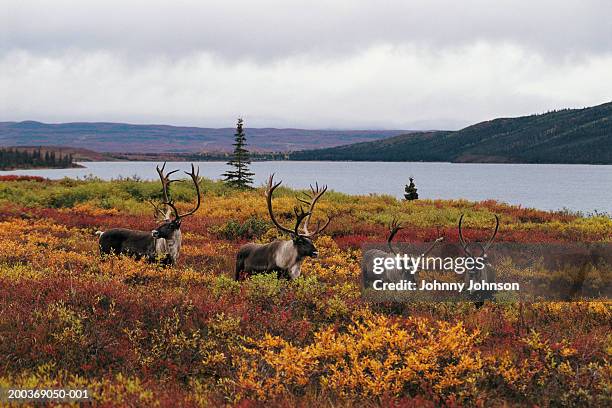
[235, 174, 331, 280]
[97, 225, 180, 264]
[98, 163, 201, 265]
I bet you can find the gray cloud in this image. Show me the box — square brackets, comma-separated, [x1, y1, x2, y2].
[3, 0, 611, 59]
[1, 1, 611, 128]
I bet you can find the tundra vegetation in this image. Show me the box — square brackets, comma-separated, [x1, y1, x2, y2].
[0, 175, 610, 407]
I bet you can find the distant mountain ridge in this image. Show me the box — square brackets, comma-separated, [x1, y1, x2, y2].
[290, 102, 612, 164]
[0, 121, 408, 153]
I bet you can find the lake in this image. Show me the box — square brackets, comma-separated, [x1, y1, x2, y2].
[1, 161, 611, 214]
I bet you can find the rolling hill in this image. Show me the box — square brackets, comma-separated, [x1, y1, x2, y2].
[290, 102, 612, 164]
[0, 121, 407, 154]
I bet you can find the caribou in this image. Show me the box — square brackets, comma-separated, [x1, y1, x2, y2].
[362, 219, 444, 289]
[97, 163, 201, 265]
[235, 174, 331, 280]
[457, 213, 500, 305]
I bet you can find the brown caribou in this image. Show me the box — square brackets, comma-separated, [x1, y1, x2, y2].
[97, 163, 201, 265]
[235, 174, 331, 280]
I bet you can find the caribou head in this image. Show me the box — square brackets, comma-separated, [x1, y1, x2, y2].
[147, 163, 201, 239]
[147, 162, 181, 237]
[266, 174, 330, 258]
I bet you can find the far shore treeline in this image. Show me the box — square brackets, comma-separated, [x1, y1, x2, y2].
[0, 147, 78, 170]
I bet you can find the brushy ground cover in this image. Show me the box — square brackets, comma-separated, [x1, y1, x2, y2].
[0, 175, 610, 407]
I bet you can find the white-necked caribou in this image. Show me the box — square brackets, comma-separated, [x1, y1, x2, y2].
[235, 174, 331, 280]
[97, 163, 201, 265]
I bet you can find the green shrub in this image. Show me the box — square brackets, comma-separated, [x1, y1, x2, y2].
[211, 274, 241, 299]
[212, 217, 270, 240]
[292, 275, 326, 305]
[245, 273, 284, 305]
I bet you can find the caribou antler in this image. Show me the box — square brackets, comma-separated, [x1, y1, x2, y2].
[458, 214, 469, 255]
[483, 215, 499, 251]
[424, 225, 445, 255]
[266, 174, 309, 236]
[387, 219, 444, 256]
[292, 206, 311, 236]
[422, 236, 444, 257]
[156, 162, 180, 201]
[458, 214, 499, 255]
[148, 199, 170, 222]
[298, 181, 331, 237]
[161, 163, 202, 220]
[386, 218, 403, 254]
[265, 174, 331, 238]
[179, 164, 202, 218]
[150, 162, 181, 221]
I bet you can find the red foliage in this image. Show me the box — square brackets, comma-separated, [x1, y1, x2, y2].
[334, 234, 371, 249]
[475, 200, 577, 223]
[0, 175, 48, 182]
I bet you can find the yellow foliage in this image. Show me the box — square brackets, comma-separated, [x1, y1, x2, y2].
[235, 311, 484, 401]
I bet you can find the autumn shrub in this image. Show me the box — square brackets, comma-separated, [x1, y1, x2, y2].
[244, 273, 285, 306]
[0, 175, 47, 182]
[234, 311, 486, 403]
[211, 216, 270, 240]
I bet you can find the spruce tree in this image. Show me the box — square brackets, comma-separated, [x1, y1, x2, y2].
[404, 177, 419, 200]
[223, 118, 254, 188]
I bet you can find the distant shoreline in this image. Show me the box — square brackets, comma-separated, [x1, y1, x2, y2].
[3, 149, 612, 166]
[99, 155, 612, 166]
[0, 163, 84, 171]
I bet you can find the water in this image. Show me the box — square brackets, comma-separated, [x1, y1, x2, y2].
[2, 161, 611, 214]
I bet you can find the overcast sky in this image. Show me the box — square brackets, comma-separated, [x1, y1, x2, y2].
[1, 0, 611, 129]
